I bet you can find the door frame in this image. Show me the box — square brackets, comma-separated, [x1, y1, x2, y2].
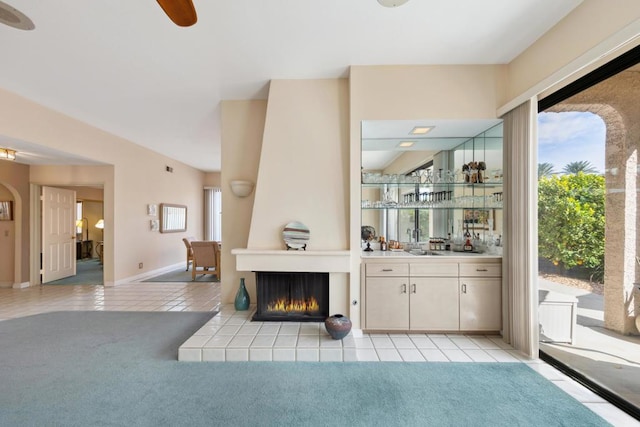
[30, 183, 108, 286]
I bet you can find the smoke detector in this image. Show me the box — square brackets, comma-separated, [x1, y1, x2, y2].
[0, 1, 34, 30]
[377, 0, 410, 7]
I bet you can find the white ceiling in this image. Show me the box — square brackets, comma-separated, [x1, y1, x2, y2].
[0, 0, 582, 171]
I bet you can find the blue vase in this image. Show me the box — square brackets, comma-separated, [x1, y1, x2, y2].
[234, 278, 250, 311]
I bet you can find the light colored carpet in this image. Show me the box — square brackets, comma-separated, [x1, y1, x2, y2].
[0, 311, 609, 426]
[45, 258, 103, 285]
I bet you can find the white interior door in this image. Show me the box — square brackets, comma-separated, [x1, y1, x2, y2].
[42, 186, 76, 283]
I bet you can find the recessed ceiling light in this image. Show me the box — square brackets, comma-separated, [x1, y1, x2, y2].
[410, 126, 434, 135]
[0, 1, 35, 30]
[377, 0, 410, 7]
[398, 141, 415, 148]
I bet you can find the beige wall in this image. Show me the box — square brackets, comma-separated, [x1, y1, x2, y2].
[221, 100, 267, 303]
[350, 65, 507, 122]
[502, 1, 640, 111]
[0, 161, 29, 286]
[204, 172, 221, 187]
[248, 79, 350, 250]
[73, 186, 105, 202]
[1, 88, 206, 285]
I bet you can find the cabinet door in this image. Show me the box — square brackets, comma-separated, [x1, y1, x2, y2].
[410, 278, 459, 331]
[459, 278, 502, 331]
[365, 277, 409, 330]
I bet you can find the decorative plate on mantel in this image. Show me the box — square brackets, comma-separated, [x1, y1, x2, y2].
[283, 221, 310, 250]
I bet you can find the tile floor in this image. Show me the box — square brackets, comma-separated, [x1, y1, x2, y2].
[0, 282, 221, 321]
[0, 282, 636, 426]
[178, 304, 525, 363]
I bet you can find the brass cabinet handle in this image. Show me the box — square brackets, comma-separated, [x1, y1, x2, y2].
[382, 268, 393, 272]
[411, 284, 416, 294]
[401, 284, 407, 293]
[462, 283, 467, 294]
[476, 268, 488, 272]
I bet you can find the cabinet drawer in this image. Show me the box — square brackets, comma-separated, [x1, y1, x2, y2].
[366, 263, 409, 277]
[459, 263, 502, 277]
[410, 263, 458, 277]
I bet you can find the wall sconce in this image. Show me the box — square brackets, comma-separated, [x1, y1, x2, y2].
[229, 180, 254, 197]
[0, 148, 16, 161]
[95, 219, 104, 229]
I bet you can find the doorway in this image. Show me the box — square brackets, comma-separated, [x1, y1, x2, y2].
[537, 45, 640, 418]
[0, 183, 15, 287]
[41, 185, 104, 286]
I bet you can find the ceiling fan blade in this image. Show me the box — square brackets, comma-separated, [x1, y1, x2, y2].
[156, 0, 197, 27]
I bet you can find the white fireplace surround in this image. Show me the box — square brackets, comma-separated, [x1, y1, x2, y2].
[231, 249, 351, 273]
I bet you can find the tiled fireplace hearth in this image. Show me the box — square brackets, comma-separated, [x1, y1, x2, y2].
[178, 304, 523, 362]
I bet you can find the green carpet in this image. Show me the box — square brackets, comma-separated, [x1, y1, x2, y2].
[143, 268, 220, 282]
[0, 311, 609, 427]
[45, 258, 103, 285]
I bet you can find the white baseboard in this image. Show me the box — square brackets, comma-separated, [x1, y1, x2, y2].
[12, 282, 30, 289]
[113, 262, 184, 286]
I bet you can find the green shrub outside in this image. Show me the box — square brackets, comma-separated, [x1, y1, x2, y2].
[538, 173, 605, 274]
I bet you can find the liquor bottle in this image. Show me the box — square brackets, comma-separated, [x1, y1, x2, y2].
[380, 237, 387, 251]
[463, 225, 473, 252]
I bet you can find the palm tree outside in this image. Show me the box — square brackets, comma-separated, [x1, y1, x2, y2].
[538, 162, 555, 179]
[562, 160, 599, 174]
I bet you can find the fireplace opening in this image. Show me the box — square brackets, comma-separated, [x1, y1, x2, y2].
[253, 272, 329, 322]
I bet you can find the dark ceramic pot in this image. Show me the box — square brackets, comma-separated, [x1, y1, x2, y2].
[324, 314, 352, 340]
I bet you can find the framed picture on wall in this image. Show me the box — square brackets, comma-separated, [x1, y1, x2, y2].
[463, 209, 493, 230]
[159, 203, 187, 233]
[0, 201, 13, 221]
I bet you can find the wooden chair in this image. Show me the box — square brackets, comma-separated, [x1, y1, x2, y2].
[182, 236, 196, 271]
[190, 241, 221, 281]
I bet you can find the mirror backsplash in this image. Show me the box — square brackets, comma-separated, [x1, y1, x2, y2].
[361, 120, 503, 254]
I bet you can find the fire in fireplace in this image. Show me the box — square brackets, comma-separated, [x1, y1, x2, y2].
[253, 272, 329, 322]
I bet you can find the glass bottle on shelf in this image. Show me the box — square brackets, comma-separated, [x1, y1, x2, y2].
[380, 237, 388, 251]
[463, 224, 473, 252]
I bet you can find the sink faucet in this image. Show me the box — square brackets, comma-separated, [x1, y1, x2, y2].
[405, 228, 421, 249]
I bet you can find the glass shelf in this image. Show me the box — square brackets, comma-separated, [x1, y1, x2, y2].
[362, 206, 503, 210]
[361, 181, 503, 188]
[361, 121, 504, 244]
